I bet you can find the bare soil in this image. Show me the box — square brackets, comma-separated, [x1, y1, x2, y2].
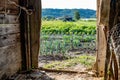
[38, 51, 103, 80]
[47, 72, 103, 80]
[9, 50, 102, 80]
[41, 63, 103, 80]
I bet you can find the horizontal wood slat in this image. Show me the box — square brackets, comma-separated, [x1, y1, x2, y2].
[0, 43, 21, 74]
[0, 14, 19, 24]
[0, 0, 19, 10]
[0, 9, 19, 15]
[0, 33, 20, 47]
[0, 0, 21, 78]
[0, 24, 20, 35]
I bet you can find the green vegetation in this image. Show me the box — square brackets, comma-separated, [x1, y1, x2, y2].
[42, 9, 96, 19]
[41, 20, 96, 35]
[74, 11, 80, 20]
[43, 55, 95, 69]
[40, 34, 96, 55]
[40, 20, 96, 55]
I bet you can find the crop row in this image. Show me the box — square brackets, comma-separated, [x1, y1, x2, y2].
[41, 20, 96, 35]
[40, 34, 96, 55]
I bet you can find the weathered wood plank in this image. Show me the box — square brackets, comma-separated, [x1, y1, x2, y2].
[19, 0, 27, 70]
[0, 0, 19, 15]
[29, 0, 41, 68]
[19, 0, 41, 70]
[0, 43, 21, 67]
[0, 9, 19, 15]
[0, 0, 18, 10]
[96, 0, 111, 77]
[0, 0, 21, 79]
[0, 14, 19, 24]
[0, 24, 20, 35]
[0, 33, 20, 47]
[0, 43, 21, 78]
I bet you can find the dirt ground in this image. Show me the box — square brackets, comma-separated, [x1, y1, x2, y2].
[42, 63, 103, 80]
[38, 53, 103, 80]
[8, 69, 103, 80]
[47, 72, 103, 80]
[9, 57, 103, 80]
[9, 50, 103, 80]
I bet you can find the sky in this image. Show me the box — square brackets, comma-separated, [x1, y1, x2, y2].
[42, 0, 96, 10]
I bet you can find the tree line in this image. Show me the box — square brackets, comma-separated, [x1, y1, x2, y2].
[42, 8, 96, 20]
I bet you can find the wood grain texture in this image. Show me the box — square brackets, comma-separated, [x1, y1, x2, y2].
[0, 33, 20, 47]
[0, 0, 21, 79]
[0, 15, 19, 24]
[96, 0, 111, 77]
[19, 0, 41, 70]
[97, 0, 120, 78]
[0, 0, 19, 14]
[0, 0, 18, 9]
[29, 0, 41, 68]
[0, 24, 20, 35]
[0, 43, 21, 78]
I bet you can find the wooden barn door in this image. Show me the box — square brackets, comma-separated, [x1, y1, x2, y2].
[0, 0, 41, 78]
[19, 0, 41, 70]
[0, 0, 22, 77]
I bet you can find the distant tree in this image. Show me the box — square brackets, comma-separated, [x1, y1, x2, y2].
[74, 11, 80, 20]
[42, 9, 96, 18]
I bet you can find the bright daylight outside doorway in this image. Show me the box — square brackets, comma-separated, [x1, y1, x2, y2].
[39, 0, 103, 80]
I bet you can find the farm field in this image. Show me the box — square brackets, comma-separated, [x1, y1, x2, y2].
[40, 20, 96, 55]
[40, 20, 97, 67]
[41, 20, 96, 35]
[38, 20, 103, 80]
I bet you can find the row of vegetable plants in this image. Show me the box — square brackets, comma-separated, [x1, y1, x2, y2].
[40, 20, 96, 55]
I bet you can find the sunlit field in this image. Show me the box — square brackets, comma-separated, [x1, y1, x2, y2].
[40, 20, 96, 55]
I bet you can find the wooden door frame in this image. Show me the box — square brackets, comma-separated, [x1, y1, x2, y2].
[19, 0, 41, 70]
[96, 0, 120, 77]
[19, 0, 113, 77]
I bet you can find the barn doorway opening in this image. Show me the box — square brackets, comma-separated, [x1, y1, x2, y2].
[39, 0, 97, 77]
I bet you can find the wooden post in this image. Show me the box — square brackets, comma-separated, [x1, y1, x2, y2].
[96, 0, 111, 76]
[27, 0, 41, 68]
[19, 0, 41, 70]
[96, 0, 120, 77]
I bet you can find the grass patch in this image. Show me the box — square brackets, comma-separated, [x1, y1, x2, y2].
[43, 55, 95, 70]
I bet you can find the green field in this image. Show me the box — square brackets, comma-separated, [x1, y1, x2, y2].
[40, 20, 96, 55]
[41, 20, 96, 35]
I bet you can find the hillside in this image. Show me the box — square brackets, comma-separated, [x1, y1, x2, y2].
[42, 8, 96, 18]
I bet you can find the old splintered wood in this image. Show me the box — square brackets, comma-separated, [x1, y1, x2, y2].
[0, 24, 20, 48]
[0, 14, 19, 24]
[20, 0, 41, 69]
[0, 43, 21, 64]
[0, 43, 21, 77]
[0, 24, 20, 35]
[0, 0, 19, 14]
[29, 0, 41, 68]
[0, 0, 21, 78]
[37, 67, 88, 74]
[0, 0, 18, 9]
[96, 0, 111, 77]
[0, 33, 20, 47]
